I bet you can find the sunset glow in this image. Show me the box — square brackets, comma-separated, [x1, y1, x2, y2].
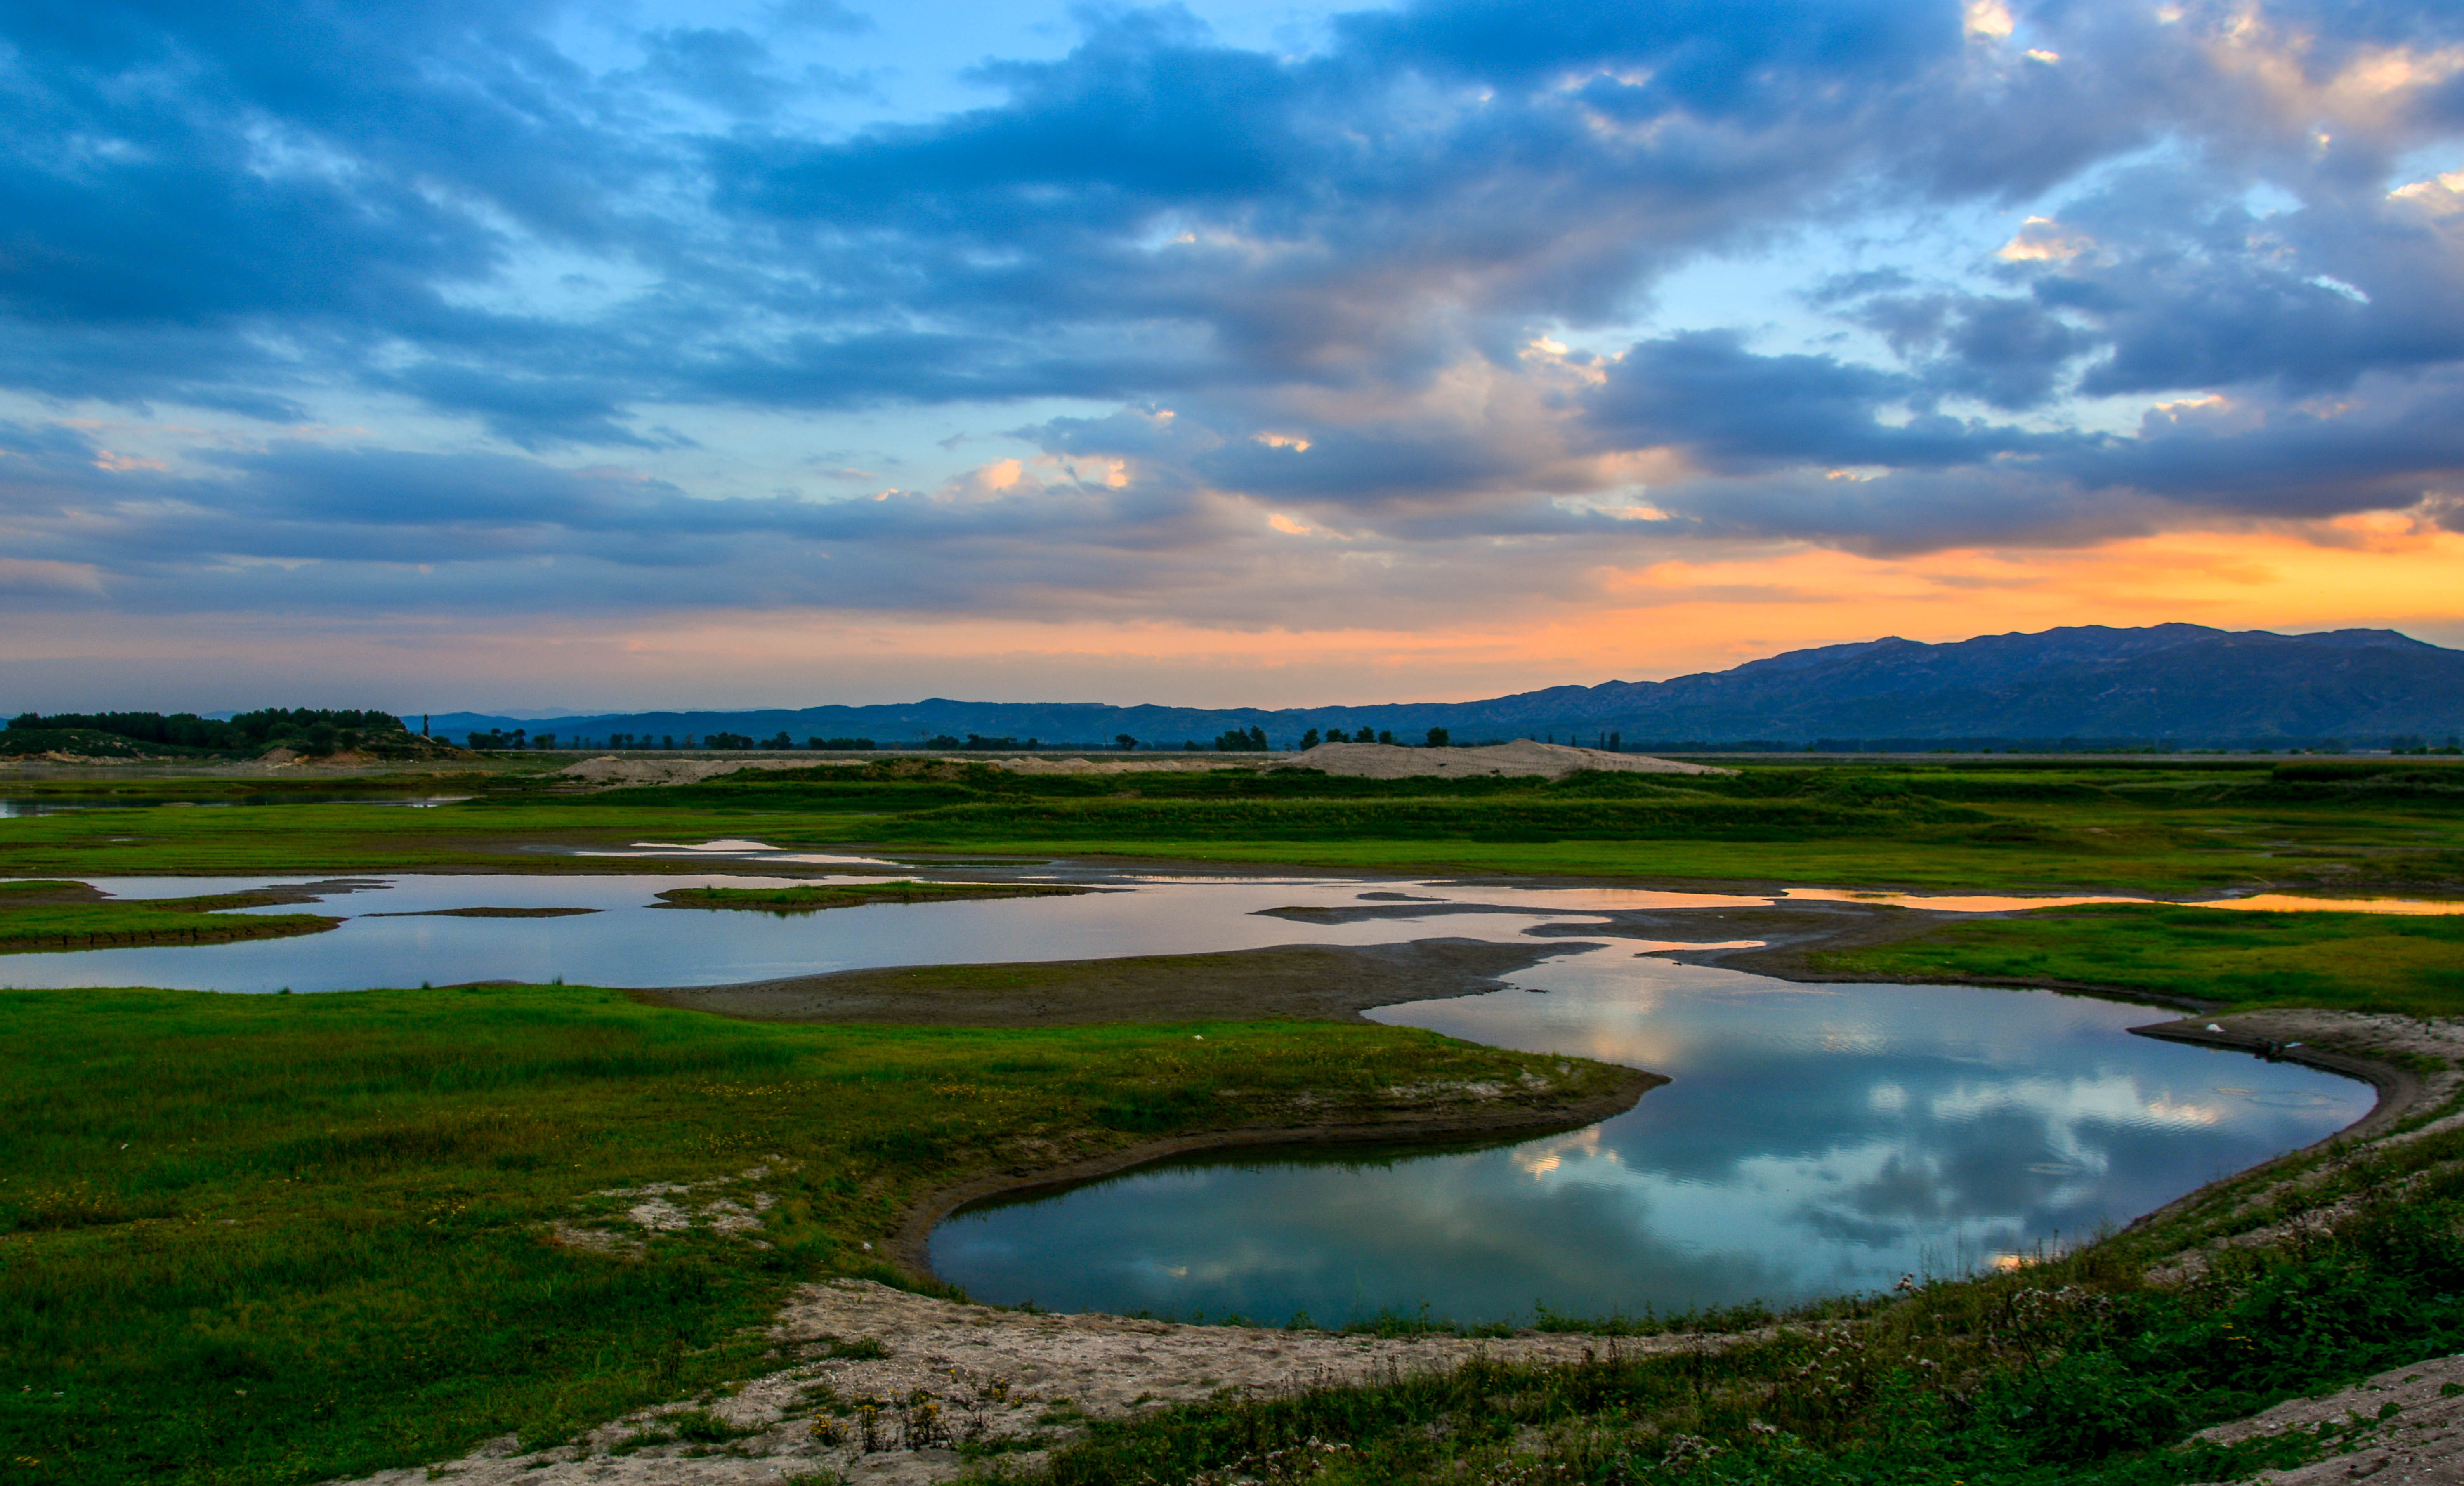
[2, 0, 2460, 710]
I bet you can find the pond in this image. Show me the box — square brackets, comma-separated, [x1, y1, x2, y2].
[933, 952, 2366, 1325]
[0, 859, 2377, 1325]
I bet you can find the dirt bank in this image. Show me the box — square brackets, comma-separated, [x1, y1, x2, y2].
[625, 935, 1604, 1026]
[2188, 1352, 2464, 1484]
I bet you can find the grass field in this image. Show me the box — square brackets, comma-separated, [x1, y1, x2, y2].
[0, 758, 2457, 894]
[0, 982, 1607, 1486]
[1816, 903, 2464, 1018]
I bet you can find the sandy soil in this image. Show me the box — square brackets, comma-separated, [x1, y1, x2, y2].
[557, 755, 830, 787]
[1272, 739, 1724, 779]
[333, 1279, 1736, 1486]
[625, 936, 1603, 1027]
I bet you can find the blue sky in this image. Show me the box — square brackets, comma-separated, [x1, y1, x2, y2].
[3, 0, 2462, 712]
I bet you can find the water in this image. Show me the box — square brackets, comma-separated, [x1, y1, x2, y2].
[0, 795, 470, 816]
[930, 949, 2367, 1326]
[0, 862, 2378, 1324]
[0, 871, 1605, 992]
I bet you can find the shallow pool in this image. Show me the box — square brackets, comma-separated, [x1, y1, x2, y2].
[931, 948, 2366, 1326]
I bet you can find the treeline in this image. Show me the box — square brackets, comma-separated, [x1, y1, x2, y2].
[3, 709, 427, 758]
[1638, 734, 2464, 754]
[472, 729, 882, 751]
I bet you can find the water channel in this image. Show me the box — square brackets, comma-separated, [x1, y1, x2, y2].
[0, 855, 2381, 1326]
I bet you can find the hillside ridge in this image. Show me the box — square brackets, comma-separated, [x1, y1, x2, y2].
[409, 623, 2464, 748]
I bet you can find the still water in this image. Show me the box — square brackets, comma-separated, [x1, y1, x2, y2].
[0, 870, 1653, 991]
[931, 949, 2365, 1326]
[0, 861, 2374, 1324]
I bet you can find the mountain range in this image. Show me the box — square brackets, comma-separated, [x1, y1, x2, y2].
[411, 624, 2464, 751]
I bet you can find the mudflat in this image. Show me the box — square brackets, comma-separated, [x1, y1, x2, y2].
[625, 936, 1603, 1026]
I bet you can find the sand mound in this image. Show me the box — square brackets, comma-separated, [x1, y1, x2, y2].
[1274, 739, 1725, 780]
[557, 756, 819, 787]
[984, 754, 1245, 774]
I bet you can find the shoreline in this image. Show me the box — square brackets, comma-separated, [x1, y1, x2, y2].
[888, 1064, 1666, 1279]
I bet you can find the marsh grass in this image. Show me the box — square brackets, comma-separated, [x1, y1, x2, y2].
[1815, 903, 2464, 1018]
[0, 983, 1593, 1486]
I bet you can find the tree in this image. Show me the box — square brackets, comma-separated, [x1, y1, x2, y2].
[1116, 734, 1138, 751]
[1376, 729, 1395, 745]
[1299, 728, 1320, 750]
[1425, 726, 1449, 748]
[1325, 728, 1348, 743]
[1608, 731, 1621, 753]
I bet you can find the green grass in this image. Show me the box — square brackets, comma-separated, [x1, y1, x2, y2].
[1814, 904, 2464, 1018]
[0, 982, 1609, 1485]
[0, 886, 340, 954]
[2, 760, 2459, 894]
[653, 881, 1086, 911]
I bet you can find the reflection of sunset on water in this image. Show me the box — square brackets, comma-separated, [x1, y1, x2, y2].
[1512, 1127, 1612, 1180]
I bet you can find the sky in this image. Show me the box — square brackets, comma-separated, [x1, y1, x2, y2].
[2, 0, 2462, 713]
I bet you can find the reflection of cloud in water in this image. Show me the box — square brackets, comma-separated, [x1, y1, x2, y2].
[1511, 1126, 1613, 1179]
[1924, 1072, 2225, 1130]
[941, 952, 2370, 1326]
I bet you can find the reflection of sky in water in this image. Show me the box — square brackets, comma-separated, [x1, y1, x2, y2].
[1779, 887, 2464, 915]
[0, 872, 1595, 993]
[935, 951, 2366, 1326]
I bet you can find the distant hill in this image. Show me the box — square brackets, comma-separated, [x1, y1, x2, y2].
[408, 625, 2464, 751]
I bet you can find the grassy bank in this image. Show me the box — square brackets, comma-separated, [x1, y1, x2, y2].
[0, 983, 1611, 1486]
[1814, 904, 2464, 1018]
[0, 881, 339, 954]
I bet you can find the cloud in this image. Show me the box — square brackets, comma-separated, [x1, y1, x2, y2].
[0, 0, 2460, 675]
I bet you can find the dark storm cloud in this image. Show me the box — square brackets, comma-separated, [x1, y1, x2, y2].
[3, 0, 2464, 608]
